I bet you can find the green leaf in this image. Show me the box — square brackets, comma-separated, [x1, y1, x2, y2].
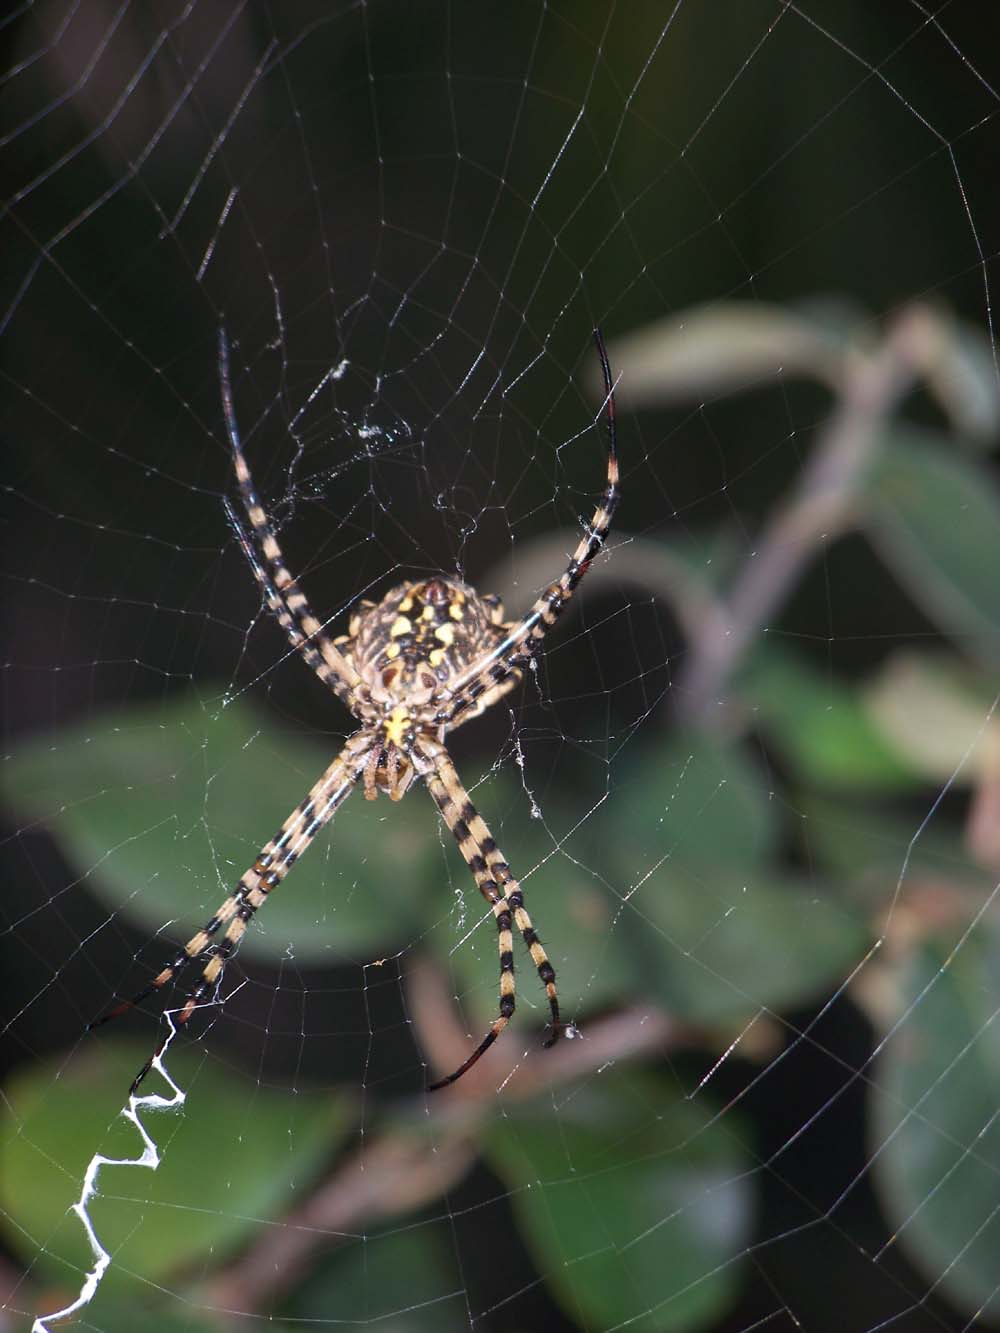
[741, 645, 918, 790]
[569, 738, 864, 1025]
[289, 1222, 468, 1329]
[863, 652, 999, 785]
[864, 429, 1000, 667]
[602, 303, 846, 406]
[0, 1041, 351, 1289]
[0, 692, 437, 962]
[872, 927, 1000, 1321]
[912, 309, 1000, 442]
[621, 868, 868, 1024]
[610, 736, 780, 876]
[486, 1072, 752, 1332]
[49, 1305, 220, 1333]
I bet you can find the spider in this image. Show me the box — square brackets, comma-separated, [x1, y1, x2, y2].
[92, 327, 618, 1093]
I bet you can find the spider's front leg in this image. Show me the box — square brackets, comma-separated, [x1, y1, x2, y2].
[414, 738, 563, 1089]
[219, 327, 364, 711]
[441, 328, 619, 731]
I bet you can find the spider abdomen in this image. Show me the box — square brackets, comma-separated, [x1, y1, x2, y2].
[350, 577, 505, 710]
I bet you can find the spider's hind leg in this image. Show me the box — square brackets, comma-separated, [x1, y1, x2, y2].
[415, 740, 562, 1089]
[88, 896, 245, 1093]
[88, 897, 240, 1031]
[91, 735, 372, 1095]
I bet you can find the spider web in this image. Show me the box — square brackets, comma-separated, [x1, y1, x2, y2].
[3, 3, 1000, 1331]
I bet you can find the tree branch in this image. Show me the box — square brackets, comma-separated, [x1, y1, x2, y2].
[676, 305, 937, 724]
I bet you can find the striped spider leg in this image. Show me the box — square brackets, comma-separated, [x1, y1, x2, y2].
[414, 739, 562, 1089]
[89, 732, 374, 1094]
[91, 328, 618, 1094]
[440, 328, 618, 732]
[409, 328, 618, 1086]
[219, 327, 364, 710]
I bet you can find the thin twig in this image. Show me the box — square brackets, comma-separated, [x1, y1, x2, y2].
[409, 952, 688, 1099]
[676, 304, 938, 724]
[203, 1130, 477, 1318]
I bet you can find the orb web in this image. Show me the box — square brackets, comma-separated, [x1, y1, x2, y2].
[2, 5, 1000, 1331]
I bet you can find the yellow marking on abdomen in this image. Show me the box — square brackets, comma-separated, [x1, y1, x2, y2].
[385, 705, 411, 747]
[390, 615, 413, 637]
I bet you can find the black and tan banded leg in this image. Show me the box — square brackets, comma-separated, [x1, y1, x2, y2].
[91, 732, 373, 1094]
[219, 328, 363, 711]
[443, 328, 619, 729]
[447, 597, 522, 732]
[415, 739, 561, 1089]
[445, 653, 522, 733]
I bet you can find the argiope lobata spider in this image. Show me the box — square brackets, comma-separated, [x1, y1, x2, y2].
[92, 327, 618, 1093]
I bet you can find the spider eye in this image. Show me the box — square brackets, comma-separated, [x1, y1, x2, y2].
[382, 667, 399, 689]
[420, 671, 436, 691]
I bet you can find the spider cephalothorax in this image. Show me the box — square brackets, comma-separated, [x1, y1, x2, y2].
[93, 329, 618, 1094]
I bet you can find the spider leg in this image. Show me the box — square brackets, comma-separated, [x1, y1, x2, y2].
[91, 730, 374, 1094]
[442, 328, 618, 728]
[219, 328, 364, 710]
[414, 739, 560, 1090]
[444, 660, 522, 733]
